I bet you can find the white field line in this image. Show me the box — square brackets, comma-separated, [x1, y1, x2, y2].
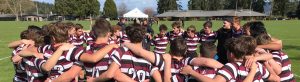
[0, 56, 10, 61]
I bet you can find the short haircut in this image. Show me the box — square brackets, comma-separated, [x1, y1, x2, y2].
[111, 25, 122, 32]
[203, 21, 212, 28]
[250, 21, 267, 38]
[90, 18, 112, 38]
[26, 26, 44, 47]
[172, 21, 182, 28]
[48, 22, 69, 43]
[125, 24, 145, 43]
[20, 30, 28, 39]
[159, 24, 168, 31]
[233, 16, 240, 25]
[75, 23, 83, 31]
[187, 25, 196, 33]
[225, 36, 257, 59]
[242, 21, 252, 31]
[169, 37, 187, 57]
[200, 43, 217, 58]
[223, 18, 233, 25]
[256, 33, 272, 45]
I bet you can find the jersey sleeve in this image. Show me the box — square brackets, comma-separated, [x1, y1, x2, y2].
[216, 63, 236, 81]
[34, 58, 46, 72]
[65, 46, 85, 62]
[259, 63, 270, 80]
[183, 57, 196, 65]
[271, 51, 282, 65]
[110, 48, 124, 66]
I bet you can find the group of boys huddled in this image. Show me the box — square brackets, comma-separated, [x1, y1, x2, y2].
[9, 16, 295, 82]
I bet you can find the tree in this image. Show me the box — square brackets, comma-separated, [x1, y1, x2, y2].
[188, 0, 224, 10]
[54, 0, 100, 19]
[103, 0, 118, 19]
[118, 2, 128, 16]
[144, 7, 155, 17]
[2, 0, 34, 21]
[252, 0, 264, 13]
[29, 1, 54, 14]
[273, 0, 289, 16]
[157, 0, 178, 14]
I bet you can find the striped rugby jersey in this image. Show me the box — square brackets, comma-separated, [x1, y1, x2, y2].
[152, 34, 168, 54]
[271, 50, 295, 82]
[11, 44, 27, 82]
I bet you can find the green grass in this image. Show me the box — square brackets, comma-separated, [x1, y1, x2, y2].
[0, 20, 299, 81]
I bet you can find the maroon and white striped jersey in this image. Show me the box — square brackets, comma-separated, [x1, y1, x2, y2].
[152, 34, 168, 54]
[185, 35, 200, 52]
[111, 47, 164, 82]
[188, 66, 217, 82]
[11, 44, 28, 82]
[23, 56, 48, 82]
[42, 45, 85, 81]
[84, 43, 115, 78]
[120, 31, 130, 43]
[271, 50, 295, 82]
[108, 36, 121, 46]
[217, 62, 270, 82]
[198, 31, 217, 44]
[170, 57, 195, 82]
[69, 32, 94, 46]
[166, 31, 183, 41]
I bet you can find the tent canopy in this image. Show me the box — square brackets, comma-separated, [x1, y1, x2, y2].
[123, 8, 148, 18]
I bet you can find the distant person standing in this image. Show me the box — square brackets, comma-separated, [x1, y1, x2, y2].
[142, 19, 154, 51]
[117, 17, 126, 31]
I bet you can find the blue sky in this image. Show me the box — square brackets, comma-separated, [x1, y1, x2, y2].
[33, 0, 189, 12]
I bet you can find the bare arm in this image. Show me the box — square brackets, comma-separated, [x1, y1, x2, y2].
[11, 55, 22, 63]
[123, 42, 156, 63]
[51, 65, 82, 82]
[113, 69, 136, 82]
[41, 43, 74, 72]
[162, 54, 172, 82]
[268, 59, 282, 75]
[191, 57, 223, 69]
[80, 44, 118, 63]
[152, 70, 162, 82]
[94, 62, 121, 81]
[264, 62, 281, 82]
[243, 62, 257, 82]
[257, 38, 282, 50]
[180, 65, 225, 82]
[8, 39, 34, 49]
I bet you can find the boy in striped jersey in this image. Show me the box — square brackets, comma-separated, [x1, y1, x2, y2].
[166, 21, 184, 41]
[152, 24, 169, 54]
[110, 24, 163, 82]
[198, 21, 217, 44]
[184, 25, 200, 57]
[180, 36, 280, 82]
[256, 34, 295, 82]
[69, 24, 94, 46]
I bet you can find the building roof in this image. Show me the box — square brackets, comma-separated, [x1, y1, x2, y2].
[156, 10, 267, 17]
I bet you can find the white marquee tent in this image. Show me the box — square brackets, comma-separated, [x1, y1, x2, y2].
[123, 8, 148, 18]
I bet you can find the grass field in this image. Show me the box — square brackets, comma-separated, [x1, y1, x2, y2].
[0, 20, 299, 81]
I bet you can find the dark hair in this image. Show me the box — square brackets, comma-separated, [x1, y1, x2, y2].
[233, 16, 240, 25]
[125, 24, 145, 43]
[172, 21, 182, 28]
[159, 24, 168, 31]
[223, 18, 233, 25]
[187, 25, 196, 33]
[256, 33, 271, 45]
[200, 43, 217, 58]
[20, 30, 28, 39]
[225, 36, 257, 59]
[75, 23, 83, 31]
[26, 26, 44, 47]
[169, 37, 187, 57]
[90, 18, 112, 39]
[203, 21, 212, 28]
[48, 22, 69, 43]
[242, 22, 252, 31]
[250, 21, 267, 38]
[41, 24, 54, 45]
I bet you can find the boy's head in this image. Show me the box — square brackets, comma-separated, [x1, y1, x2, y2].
[203, 21, 212, 34]
[75, 24, 84, 36]
[26, 26, 44, 47]
[48, 22, 69, 44]
[111, 25, 122, 37]
[187, 25, 196, 37]
[256, 33, 271, 45]
[159, 24, 168, 36]
[66, 22, 76, 35]
[250, 21, 267, 38]
[119, 17, 126, 23]
[171, 21, 182, 34]
[90, 18, 112, 39]
[225, 36, 257, 60]
[233, 16, 241, 29]
[169, 37, 187, 57]
[223, 18, 233, 29]
[20, 30, 28, 39]
[125, 24, 145, 43]
[200, 43, 217, 58]
[242, 22, 252, 36]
